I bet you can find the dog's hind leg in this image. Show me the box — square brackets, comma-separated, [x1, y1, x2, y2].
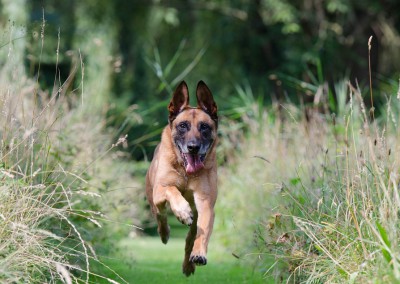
[152, 203, 170, 244]
[182, 210, 198, 276]
[152, 188, 170, 244]
[146, 174, 170, 244]
[156, 209, 170, 244]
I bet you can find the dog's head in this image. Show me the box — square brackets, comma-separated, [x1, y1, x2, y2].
[168, 81, 218, 175]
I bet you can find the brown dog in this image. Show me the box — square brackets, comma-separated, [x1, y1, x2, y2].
[145, 81, 218, 276]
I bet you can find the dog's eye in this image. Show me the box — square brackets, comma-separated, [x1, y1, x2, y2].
[199, 123, 210, 132]
[177, 121, 189, 132]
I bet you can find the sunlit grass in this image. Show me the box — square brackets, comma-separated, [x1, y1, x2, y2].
[264, 84, 400, 283]
[91, 236, 269, 284]
[216, 80, 400, 283]
[0, 22, 136, 283]
[0, 63, 91, 282]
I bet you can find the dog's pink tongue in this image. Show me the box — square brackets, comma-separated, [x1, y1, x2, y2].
[184, 154, 204, 174]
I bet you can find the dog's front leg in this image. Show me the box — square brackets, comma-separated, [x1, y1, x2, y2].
[154, 185, 194, 228]
[189, 193, 216, 266]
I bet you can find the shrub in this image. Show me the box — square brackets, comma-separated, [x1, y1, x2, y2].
[256, 83, 400, 283]
[0, 25, 137, 283]
[215, 78, 400, 282]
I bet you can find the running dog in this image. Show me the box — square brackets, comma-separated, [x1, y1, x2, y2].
[145, 81, 218, 276]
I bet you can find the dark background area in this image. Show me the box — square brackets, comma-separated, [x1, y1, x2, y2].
[8, 0, 400, 158]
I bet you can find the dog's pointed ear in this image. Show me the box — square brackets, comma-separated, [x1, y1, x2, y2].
[196, 81, 218, 124]
[168, 81, 189, 123]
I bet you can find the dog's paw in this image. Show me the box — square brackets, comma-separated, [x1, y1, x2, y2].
[171, 200, 193, 226]
[158, 224, 170, 244]
[189, 254, 207, 266]
[182, 261, 196, 276]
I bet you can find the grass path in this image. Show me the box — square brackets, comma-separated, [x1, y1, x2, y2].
[92, 235, 270, 284]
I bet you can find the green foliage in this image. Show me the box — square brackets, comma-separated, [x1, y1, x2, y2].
[254, 84, 400, 282]
[0, 18, 141, 283]
[18, 0, 400, 158]
[376, 221, 392, 264]
[260, 0, 301, 34]
[0, 58, 92, 282]
[214, 75, 400, 283]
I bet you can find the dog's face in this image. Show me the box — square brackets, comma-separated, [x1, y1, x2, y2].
[168, 81, 218, 175]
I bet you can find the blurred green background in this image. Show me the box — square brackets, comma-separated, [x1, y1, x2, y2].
[2, 0, 400, 159]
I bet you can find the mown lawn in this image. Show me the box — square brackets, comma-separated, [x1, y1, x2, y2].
[91, 219, 270, 284]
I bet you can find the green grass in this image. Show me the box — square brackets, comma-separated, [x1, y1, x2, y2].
[249, 84, 400, 282]
[0, 19, 140, 282]
[92, 217, 270, 284]
[96, 237, 266, 284]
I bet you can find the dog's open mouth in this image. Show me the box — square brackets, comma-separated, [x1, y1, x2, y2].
[181, 152, 206, 174]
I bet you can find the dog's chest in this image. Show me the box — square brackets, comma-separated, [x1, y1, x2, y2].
[176, 173, 208, 195]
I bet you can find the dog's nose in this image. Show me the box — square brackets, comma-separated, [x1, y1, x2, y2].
[187, 141, 200, 154]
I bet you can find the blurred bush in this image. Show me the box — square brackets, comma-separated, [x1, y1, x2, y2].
[5, 0, 397, 159]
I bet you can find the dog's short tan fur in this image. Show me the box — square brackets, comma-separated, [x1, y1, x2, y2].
[145, 81, 218, 276]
